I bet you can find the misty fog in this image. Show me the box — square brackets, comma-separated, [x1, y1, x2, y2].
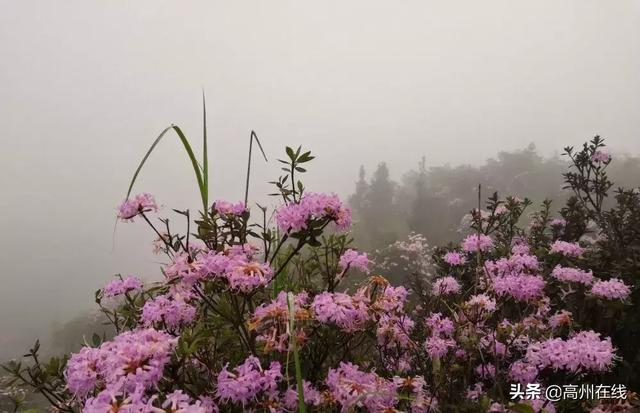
[1, 1, 639, 359]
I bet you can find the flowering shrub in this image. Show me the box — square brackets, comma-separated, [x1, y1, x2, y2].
[3, 132, 640, 412]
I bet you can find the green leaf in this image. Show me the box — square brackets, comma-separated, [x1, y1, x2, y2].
[92, 333, 101, 347]
[126, 125, 207, 213]
[286, 146, 296, 161]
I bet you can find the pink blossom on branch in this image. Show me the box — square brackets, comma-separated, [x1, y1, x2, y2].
[432, 276, 461, 296]
[213, 200, 247, 217]
[117, 193, 158, 221]
[491, 274, 546, 302]
[216, 356, 282, 406]
[590, 278, 631, 301]
[275, 192, 351, 234]
[443, 251, 467, 266]
[311, 292, 370, 332]
[140, 293, 196, 329]
[549, 240, 584, 257]
[551, 265, 594, 285]
[525, 330, 616, 373]
[338, 249, 371, 273]
[590, 150, 611, 163]
[102, 276, 142, 297]
[550, 218, 567, 227]
[65, 328, 177, 399]
[461, 234, 494, 253]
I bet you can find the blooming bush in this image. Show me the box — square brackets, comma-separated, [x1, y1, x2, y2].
[4, 132, 639, 412]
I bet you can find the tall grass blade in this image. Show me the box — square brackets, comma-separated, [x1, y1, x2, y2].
[202, 91, 209, 210]
[244, 130, 268, 205]
[126, 125, 207, 212]
[287, 292, 306, 413]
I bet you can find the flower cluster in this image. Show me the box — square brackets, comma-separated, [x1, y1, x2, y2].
[590, 278, 631, 301]
[117, 193, 158, 221]
[338, 249, 371, 273]
[275, 192, 351, 234]
[249, 291, 311, 352]
[525, 330, 615, 373]
[311, 291, 370, 332]
[102, 276, 142, 297]
[215, 356, 282, 406]
[461, 234, 494, 253]
[550, 240, 584, 257]
[591, 150, 611, 163]
[443, 251, 467, 266]
[164, 246, 274, 293]
[140, 292, 196, 329]
[551, 265, 595, 285]
[431, 276, 461, 296]
[65, 329, 177, 401]
[213, 200, 247, 217]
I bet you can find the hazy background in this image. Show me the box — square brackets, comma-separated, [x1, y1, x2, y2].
[1, 0, 639, 359]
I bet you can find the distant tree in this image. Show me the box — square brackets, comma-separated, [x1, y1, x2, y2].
[349, 165, 368, 213]
[350, 144, 640, 248]
[349, 163, 407, 251]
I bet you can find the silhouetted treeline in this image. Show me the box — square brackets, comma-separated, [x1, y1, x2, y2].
[349, 143, 640, 251]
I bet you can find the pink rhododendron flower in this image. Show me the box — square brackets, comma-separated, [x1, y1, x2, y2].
[65, 346, 101, 398]
[213, 200, 247, 217]
[466, 294, 497, 312]
[484, 253, 539, 276]
[117, 193, 158, 221]
[511, 243, 531, 255]
[189, 247, 274, 293]
[480, 333, 507, 357]
[494, 205, 508, 215]
[425, 313, 454, 337]
[275, 192, 351, 234]
[141, 293, 196, 329]
[325, 362, 397, 412]
[102, 276, 142, 297]
[377, 314, 415, 348]
[549, 310, 573, 329]
[338, 249, 371, 273]
[491, 274, 545, 302]
[549, 240, 584, 257]
[551, 265, 594, 285]
[249, 291, 310, 352]
[525, 330, 616, 373]
[392, 376, 437, 412]
[194, 250, 232, 278]
[550, 218, 567, 227]
[432, 276, 461, 296]
[165, 252, 201, 284]
[225, 260, 274, 293]
[65, 328, 177, 399]
[311, 292, 370, 332]
[162, 390, 212, 413]
[371, 284, 409, 313]
[443, 251, 467, 266]
[462, 234, 494, 253]
[508, 360, 539, 384]
[591, 150, 611, 163]
[216, 356, 282, 406]
[283, 381, 322, 409]
[590, 278, 631, 300]
[425, 336, 456, 358]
